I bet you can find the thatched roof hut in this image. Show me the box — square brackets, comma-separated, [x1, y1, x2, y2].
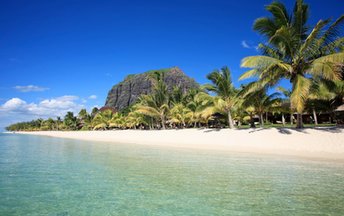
[335, 104, 344, 112]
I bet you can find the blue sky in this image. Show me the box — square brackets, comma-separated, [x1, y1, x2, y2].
[0, 0, 343, 130]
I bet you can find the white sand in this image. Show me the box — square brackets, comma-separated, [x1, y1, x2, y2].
[16, 128, 344, 161]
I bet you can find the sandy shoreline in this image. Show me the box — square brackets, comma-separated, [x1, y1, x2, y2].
[14, 127, 344, 161]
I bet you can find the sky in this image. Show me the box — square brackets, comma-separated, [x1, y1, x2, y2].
[0, 0, 343, 130]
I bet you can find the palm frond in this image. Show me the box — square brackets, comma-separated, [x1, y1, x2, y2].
[276, 86, 291, 97]
[136, 106, 160, 118]
[319, 15, 344, 47]
[93, 123, 107, 130]
[241, 56, 292, 72]
[239, 69, 258, 80]
[266, 1, 290, 26]
[253, 17, 278, 38]
[300, 19, 329, 54]
[309, 52, 344, 81]
[292, 0, 309, 39]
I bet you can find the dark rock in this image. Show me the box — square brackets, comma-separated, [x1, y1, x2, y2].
[105, 67, 199, 110]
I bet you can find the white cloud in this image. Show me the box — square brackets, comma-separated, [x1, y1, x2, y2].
[14, 85, 49, 92]
[88, 95, 97, 99]
[39, 96, 79, 110]
[1, 98, 27, 110]
[0, 95, 85, 129]
[241, 40, 251, 49]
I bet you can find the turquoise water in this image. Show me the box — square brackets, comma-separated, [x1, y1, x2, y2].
[0, 133, 343, 215]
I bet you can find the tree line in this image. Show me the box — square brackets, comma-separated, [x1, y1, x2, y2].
[6, 0, 344, 131]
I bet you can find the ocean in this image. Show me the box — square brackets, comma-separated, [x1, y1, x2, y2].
[0, 133, 343, 215]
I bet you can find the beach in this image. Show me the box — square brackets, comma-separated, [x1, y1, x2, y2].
[16, 127, 344, 161]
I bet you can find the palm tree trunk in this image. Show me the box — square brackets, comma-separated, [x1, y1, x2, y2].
[312, 108, 318, 126]
[282, 113, 285, 126]
[227, 110, 234, 129]
[290, 113, 293, 126]
[296, 113, 303, 129]
[161, 115, 166, 130]
[260, 113, 264, 127]
[250, 113, 255, 128]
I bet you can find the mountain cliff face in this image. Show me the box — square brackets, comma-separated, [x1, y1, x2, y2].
[105, 67, 199, 111]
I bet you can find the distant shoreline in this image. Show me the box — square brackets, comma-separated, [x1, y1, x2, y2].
[15, 128, 344, 162]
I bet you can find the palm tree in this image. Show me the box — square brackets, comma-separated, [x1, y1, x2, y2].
[242, 88, 281, 127]
[124, 111, 147, 129]
[64, 112, 78, 130]
[321, 69, 344, 110]
[92, 109, 116, 130]
[306, 80, 336, 125]
[40, 118, 53, 130]
[276, 87, 293, 126]
[305, 69, 344, 125]
[55, 117, 62, 131]
[78, 109, 92, 130]
[91, 107, 99, 119]
[135, 94, 170, 129]
[186, 92, 214, 128]
[169, 103, 191, 128]
[169, 86, 185, 105]
[135, 71, 170, 129]
[240, 0, 344, 128]
[109, 112, 126, 129]
[245, 106, 257, 128]
[204, 66, 238, 129]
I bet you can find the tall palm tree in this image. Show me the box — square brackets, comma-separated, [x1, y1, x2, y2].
[136, 71, 170, 129]
[204, 66, 238, 129]
[136, 94, 170, 129]
[240, 0, 344, 128]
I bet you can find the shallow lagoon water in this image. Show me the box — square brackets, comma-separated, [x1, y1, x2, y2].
[0, 133, 343, 215]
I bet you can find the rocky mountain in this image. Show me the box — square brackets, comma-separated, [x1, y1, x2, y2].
[105, 67, 199, 111]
